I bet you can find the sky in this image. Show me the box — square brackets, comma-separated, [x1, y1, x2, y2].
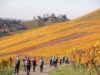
[0, 0, 100, 20]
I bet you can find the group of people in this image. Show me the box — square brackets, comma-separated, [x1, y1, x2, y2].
[14, 56, 69, 75]
[15, 57, 44, 75]
[49, 57, 69, 68]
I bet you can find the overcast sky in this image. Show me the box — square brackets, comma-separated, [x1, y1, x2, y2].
[0, 0, 100, 20]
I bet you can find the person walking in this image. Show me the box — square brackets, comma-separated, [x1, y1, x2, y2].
[15, 57, 20, 75]
[22, 57, 27, 72]
[26, 57, 31, 75]
[53, 57, 56, 68]
[55, 57, 58, 68]
[49, 57, 53, 67]
[63, 56, 65, 63]
[65, 57, 69, 64]
[32, 57, 37, 72]
[59, 57, 62, 65]
[53, 57, 58, 68]
[39, 58, 44, 72]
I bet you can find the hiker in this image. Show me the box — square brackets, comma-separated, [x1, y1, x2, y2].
[22, 57, 27, 71]
[25, 57, 31, 75]
[53, 57, 58, 68]
[49, 57, 53, 67]
[55, 57, 58, 67]
[32, 57, 37, 72]
[59, 57, 62, 65]
[15, 57, 20, 75]
[65, 57, 69, 64]
[39, 58, 44, 72]
[63, 56, 65, 63]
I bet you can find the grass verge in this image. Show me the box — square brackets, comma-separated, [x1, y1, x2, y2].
[50, 65, 97, 75]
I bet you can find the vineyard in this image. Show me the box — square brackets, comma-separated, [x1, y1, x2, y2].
[0, 9, 100, 75]
[68, 41, 100, 75]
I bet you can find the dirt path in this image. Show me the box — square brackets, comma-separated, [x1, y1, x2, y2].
[13, 64, 57, 75]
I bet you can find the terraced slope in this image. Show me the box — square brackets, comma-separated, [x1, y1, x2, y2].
[74, 9, 100, 21]
[0, 9, 100, 57]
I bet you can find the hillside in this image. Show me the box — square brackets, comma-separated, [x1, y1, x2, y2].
[0, 19, 27, 37]
[0, 14, 69, 38]
[21, 14, 69, 29]
[74, 9, 100, 22]
[21, 20, 35, 29]
[0, 9, 100, 57]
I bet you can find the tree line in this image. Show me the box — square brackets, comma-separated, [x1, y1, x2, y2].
[0, 18, 26, 35]
[0, 13, 70, 37]
[32, 13, 70, 27]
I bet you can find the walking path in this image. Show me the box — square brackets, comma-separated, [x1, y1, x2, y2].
[13, 64, 59, 75]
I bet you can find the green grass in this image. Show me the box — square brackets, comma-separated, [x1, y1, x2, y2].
[0, 65, 25, 75]
[0, 70, 13, 75]
[50, 65, 97, 75]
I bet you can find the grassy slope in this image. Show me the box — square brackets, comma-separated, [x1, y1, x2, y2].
[50, 65, 97, 75]
[0, 9, 100, 57]
[21, 20, 36, 29]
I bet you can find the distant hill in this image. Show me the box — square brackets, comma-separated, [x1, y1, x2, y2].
[21, 14, 70, 29]
[0, 19, 27, 37]
[74, 9, 100, 22]
[0, 9, 100, 57]
[0, 14, 69, 37]
[21, 20, 35, 29]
